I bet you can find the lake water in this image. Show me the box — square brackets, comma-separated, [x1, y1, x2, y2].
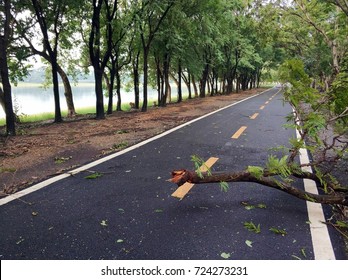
[0, 83, 160, 118]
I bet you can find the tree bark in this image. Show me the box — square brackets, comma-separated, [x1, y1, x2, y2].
[0, 86, 5, 113]
[57, 65, 76, 117]
[169, 169, 348, 206]
[105, 67, 115, 115]
[182, 72, 192, 99]
[133, 51, 140, 109]
[50, 56, 63, 123]
[192, 75, 199, 97]
[161, 52, 171, 106]
[141, 47, 149, 112]
[116, 69, 122, 111]
[89, 1, 104, 119]
[0, 3, 16, 135]
[200, 63, 209, 98]
[177, 60, 182, 103]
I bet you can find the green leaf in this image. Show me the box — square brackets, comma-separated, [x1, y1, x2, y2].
[220, 252, 231, 259]
[100, 220, 108, 227]
[257, 203, 267, 209]
[220, 181, 229, 192]
[243, 202, 266, 210]
[266, 155, 291, 178]
[245, 240, 253, 247]
[191, 155, 205, 178]
[269, 227, 287, 236]
[301, 248, 307, 258]
[335, 221, 348, 228]
[85, 172, 103, 180]
[243, 221, 261, 233]
[247, 165, 264, 179]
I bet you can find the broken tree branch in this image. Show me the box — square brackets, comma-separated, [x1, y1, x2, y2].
[169, 169, 348, 206]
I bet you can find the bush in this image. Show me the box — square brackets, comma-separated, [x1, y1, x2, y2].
[331, 57, 348, 122]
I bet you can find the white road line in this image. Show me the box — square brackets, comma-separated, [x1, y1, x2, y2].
[296, 125, 336, 259]
[0, 88, 275, 206]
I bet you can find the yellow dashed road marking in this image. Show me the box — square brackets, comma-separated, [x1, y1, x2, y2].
[199, 157, 219, 172]
[171, 157, 219, 199]
[171, 182, 195, 200]
[231, 126, 247, 139]
[250, 113, 259, 120]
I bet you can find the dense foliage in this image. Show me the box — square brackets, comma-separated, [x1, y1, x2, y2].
[1, 0, 287, 132]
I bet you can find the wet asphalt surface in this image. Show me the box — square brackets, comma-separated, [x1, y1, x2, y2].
[0, 87, 346, 260]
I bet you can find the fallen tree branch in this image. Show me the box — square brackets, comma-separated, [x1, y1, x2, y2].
[169, 169, 348, 206]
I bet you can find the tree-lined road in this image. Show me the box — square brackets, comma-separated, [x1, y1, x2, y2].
[0, 88, 345, 259]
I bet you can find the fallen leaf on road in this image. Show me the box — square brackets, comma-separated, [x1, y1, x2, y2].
[220, 252, 231, 259]
[100, 220, 108, 227]
[85, 172, 103, 179]
[16, 237, 25, 245]
[245, 240, 253, 247]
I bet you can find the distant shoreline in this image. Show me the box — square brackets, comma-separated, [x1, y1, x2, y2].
[11, 82, 95, 88]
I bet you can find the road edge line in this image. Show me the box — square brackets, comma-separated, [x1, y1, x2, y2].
[0, 87, 275, 206]
[295, 119, 336, 260]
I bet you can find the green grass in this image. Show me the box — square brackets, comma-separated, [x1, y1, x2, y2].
[0, 100, 150, 126]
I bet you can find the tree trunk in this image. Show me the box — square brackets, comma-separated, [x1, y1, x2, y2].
[155, 55, 163, 106]
[200, 63, 209, 98]
[133, 51, 140, 109]
[0, 86, 6, 114]
[0, 31, 16, 135]
[89, 0, 106, 119]
[50, 55, 63, 123]
[162, 53, 170, 106]
[94, 68, 105, 119]
[106, 67, 115, 115]
[177, 60, 182, 103]
[188, 73, 192, 99]
[116, 70, 122, 111]
[57, 65, 76, 117]
[142, 48, 149, 112]
[192, 75, 199, 97]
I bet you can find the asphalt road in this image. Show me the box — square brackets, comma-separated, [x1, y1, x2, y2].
[0, 87, 346, 260]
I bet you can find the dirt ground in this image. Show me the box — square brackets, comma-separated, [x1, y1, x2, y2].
[0, 88, 266, 196]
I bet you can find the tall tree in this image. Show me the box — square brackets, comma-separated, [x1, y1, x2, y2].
[0, 0, 16, 135]
[105, 2, 134, 113]
[289, 0, 347, 76]
[13, 0, 80, 118]
[29, 0, 66, 123]
[89, 0, 118, 119]
[134, 0, 174, 112]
